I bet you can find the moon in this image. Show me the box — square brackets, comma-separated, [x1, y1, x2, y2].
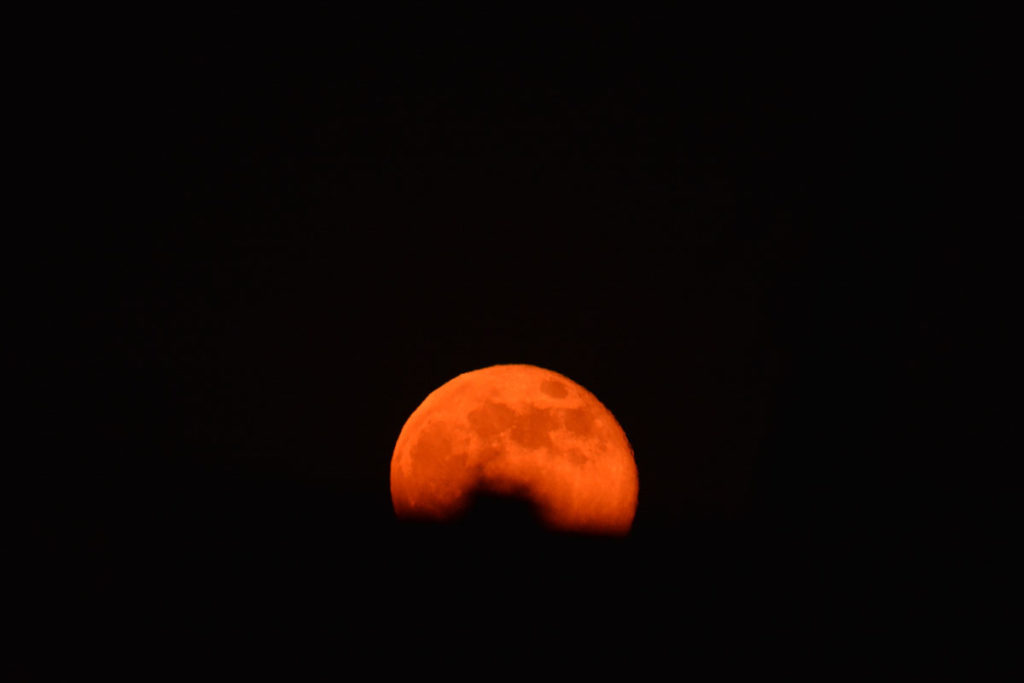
[390, 364, 638, 535]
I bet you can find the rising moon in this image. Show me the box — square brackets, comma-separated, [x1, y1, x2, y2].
[390, 364, 638, 535]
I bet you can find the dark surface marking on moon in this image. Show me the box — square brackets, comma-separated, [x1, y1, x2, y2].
[467, 400, 516, 440]
[471, 444, 504, 468]
[562, 406, 595, 436]
[563, 447, 595, 466]
[540, 380, 568, 398]
[509, 405, 559, 449]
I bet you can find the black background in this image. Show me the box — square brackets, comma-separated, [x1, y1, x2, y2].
[19, 7, 991, 674]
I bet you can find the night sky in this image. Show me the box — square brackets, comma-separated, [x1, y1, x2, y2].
[21, 8, 984, 674]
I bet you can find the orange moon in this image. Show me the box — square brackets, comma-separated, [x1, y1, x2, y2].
[390, 364, 638, 535]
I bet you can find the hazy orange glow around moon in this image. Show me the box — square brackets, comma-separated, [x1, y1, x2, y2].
[390, 364, 638, 535]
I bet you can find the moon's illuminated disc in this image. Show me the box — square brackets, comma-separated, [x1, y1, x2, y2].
[390, 364, 638, 535]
